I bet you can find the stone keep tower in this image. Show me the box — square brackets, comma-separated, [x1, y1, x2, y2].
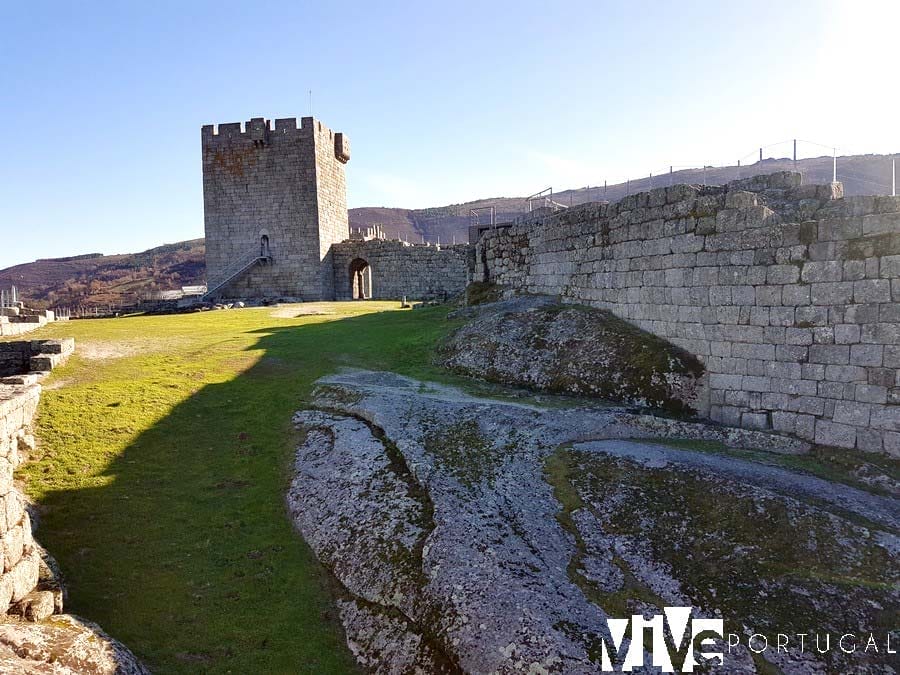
[201, 116, 351, 300]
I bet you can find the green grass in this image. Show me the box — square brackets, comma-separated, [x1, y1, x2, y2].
[15, 302, 463, 674]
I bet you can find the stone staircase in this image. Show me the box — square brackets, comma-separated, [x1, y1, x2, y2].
[204, 250, 272, 300]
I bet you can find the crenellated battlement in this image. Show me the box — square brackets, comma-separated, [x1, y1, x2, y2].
[201, 116, 319, 147]
[201, 117, 350, 164]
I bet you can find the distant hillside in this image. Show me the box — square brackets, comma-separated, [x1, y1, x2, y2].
[349, 197, 527, 245]
[2, 153, 896, 309]
[0, 239, 204, 310]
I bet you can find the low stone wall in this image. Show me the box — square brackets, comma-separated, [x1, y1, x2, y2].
[0, 344, 147, 671]
[0, 339, 75, 618]
[0, 316, 47, 338]
[0, 340, 76, 378]
[332, 240, 470, 300]
[0, 308, 63, 338]
[0, 376, 59, 620]
[476, 172, 900, 455]
[28, 339, 75, 373]
[0, 343, 31, 377]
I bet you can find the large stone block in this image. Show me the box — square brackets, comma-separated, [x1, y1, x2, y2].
[809, 345, 849, 365]
[7, 548, 39, 603]
[833, 401, 872, 427]
[1, 525, 23, 572]
[814, 420, 857, 449]
[850, 344, 883, 367]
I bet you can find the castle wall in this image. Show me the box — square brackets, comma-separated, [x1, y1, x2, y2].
[477, 172, 900, 455]
[0, 340, 75, 620]
[201, 116, 349, 300]
[332, 240, 470, 300]
[0, 380, 46, 616]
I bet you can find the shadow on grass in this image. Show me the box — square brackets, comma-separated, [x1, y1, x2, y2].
[25, 307, 458, 674]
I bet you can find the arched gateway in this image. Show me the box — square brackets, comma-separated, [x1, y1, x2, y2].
[349, 258, 372, 299]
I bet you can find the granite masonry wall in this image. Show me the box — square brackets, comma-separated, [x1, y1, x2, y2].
[202, 116, 350, 300]
[200, 116, 472, 303]
[0, 308, 59, 338]
[0, 340, 76, 378]
[0, 339, 76, 621]
[0, 378, 47, 618]
[332, 240, 470, 301]
[476, 172, 900, 455]
[0, 343, 31, 378]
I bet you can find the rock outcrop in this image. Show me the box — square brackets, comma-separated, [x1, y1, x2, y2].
[290, 370, 896, 673]
[437, 296, 706, 415]
[0, 614, 149, 674]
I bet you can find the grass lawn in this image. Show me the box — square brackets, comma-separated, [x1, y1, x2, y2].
[14, 302, 461, 674]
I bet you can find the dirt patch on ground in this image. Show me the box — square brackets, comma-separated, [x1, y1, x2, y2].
[76, 338, 188, 362]
[77, 341, 144, 361]
[269, 303, 338, 319]
[42, 377, 73, 391]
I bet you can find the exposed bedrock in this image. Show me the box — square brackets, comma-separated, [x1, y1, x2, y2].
[0, 614, 149, 674]
[290, 371, 897, 674]
[436, 296, 707, 416]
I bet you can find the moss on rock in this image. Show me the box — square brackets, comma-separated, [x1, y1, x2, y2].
[464, 281, 504, 307]
[545, 446, 900, 673]
[436, 297, 705, 415]
[421, 419, 517, 489]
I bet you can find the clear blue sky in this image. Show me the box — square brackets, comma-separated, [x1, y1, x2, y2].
[2, 0, 898, 269]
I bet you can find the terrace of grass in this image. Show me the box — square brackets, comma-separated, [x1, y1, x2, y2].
[12, 302, 461, 673]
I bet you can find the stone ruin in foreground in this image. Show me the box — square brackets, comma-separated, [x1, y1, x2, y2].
[0, 339, 75, 619]
[0, 341, 146, 670]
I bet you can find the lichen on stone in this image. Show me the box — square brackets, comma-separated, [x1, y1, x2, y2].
[290, 371, 897, 674]
[436, 296, 705, 415]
